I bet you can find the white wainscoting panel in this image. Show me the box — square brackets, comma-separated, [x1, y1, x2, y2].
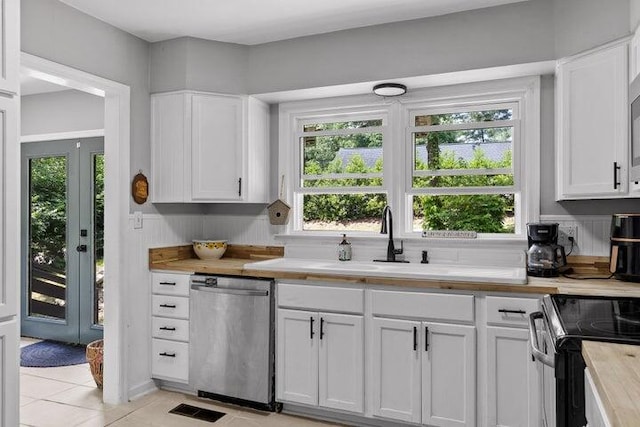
[124, 213, 204, 396]
[540, 215, 611, 256]
[202, 213, 282, 245]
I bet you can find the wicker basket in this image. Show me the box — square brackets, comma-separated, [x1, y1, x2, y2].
[86, 339, 104, 389]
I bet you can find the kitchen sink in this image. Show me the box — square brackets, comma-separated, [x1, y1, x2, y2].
[245, 258, 527, 285]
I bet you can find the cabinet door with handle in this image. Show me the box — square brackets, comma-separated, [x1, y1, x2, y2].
[318, 313, 364, 413]
[191, 94, 244, 201]
[276, 309, 318, 406]
[422, 322, 476, 427]
[556, 41, 628, 199]
[371, 317, 422, 423]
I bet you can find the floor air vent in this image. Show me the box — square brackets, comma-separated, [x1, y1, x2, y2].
[169, 403, 226, 423]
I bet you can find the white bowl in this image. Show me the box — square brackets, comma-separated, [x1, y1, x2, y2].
[193, 240, 227, 260]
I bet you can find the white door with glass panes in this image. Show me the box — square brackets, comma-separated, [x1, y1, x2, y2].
[277, 309, 319, 405]
[318, 313, 364, 413]
[422, 323, 476, 427]
[486, 326, 541, 427]
[371, 317, 422, 423]
[21, 139, 105, 345]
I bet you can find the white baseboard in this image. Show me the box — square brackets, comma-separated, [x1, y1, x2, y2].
[128, 380, 158, 401]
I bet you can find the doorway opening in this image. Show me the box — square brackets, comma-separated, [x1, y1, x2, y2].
[20, 52, 131, 405]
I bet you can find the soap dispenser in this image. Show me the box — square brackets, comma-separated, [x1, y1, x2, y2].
[338, 234, 352, 261]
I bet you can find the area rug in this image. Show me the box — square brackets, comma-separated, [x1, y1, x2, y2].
[20, 340, 87, 367]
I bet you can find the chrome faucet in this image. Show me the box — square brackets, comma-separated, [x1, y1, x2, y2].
[374, 205, 409, 263]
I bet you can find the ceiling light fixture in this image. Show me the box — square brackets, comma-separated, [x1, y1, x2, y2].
[373, 83, 407, 97]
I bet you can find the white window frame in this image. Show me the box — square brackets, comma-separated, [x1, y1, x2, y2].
[404, 100, 521, 235]
[278, 77, 540, 239]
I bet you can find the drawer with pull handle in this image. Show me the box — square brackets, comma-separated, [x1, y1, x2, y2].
[151, 338, 188, 383]
[152, 295, 189, 319]
[151, 272, 190, 296]
[487, 296, 540, 328]
[152, 317, 189, 342]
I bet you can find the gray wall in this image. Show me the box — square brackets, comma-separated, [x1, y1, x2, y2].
[633, 0, 640, 30]
[22, 0, 153, 213]
[553, 0, 630, 58]
[247, 0, 557, 94]
[21, 90, 104, 136]
[150, 37, 249, 94]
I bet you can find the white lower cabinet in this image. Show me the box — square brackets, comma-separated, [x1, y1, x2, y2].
[371, 317, 422, 423]
[150, 272, 190, 384]
[277, 308, 364, 413]
[371, 317, 476, 427]
[585, 368, 611, 427]
[486, 326, 540, 427]
[485, 296, 541, 427]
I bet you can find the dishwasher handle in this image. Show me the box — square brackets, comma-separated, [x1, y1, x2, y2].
[191, 284, 269, 297]
[529, 311, 555, 367]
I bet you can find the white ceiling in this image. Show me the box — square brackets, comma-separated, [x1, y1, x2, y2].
[58, 0, 529, 45]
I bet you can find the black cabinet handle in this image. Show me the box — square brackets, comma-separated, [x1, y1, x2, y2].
[310, 316, 315, 340]
[238, 177, 242, 197]
[425, 326, 429, 351]
[159, 352, 176, 358]
[413, 326, 417, 351]
[614, 161, 621, 189]
[498, 309, 526, 315]
[159, 326, 176, 331]
[320, 318, 325, 340]
[159, 281, 176, 286]
[159, 304, 176, 308]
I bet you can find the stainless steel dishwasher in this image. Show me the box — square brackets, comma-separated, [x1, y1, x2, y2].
[189, 275, 276, 411]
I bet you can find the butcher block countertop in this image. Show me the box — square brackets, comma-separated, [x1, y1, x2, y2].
[149, 246, 640, 296]
[583, 341, 640, 427]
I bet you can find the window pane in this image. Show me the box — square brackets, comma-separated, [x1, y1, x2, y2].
[413, 127, 512, 172]
[413, 173, 514, 188]
[303, 177, 382, 188]
[302, 134, 383, 183]
[93, 153, 104, 326]
[413, 194, 515, 233]
[414, 109, 512, 126]
[303, 193, 387, 231]
[303, 119, 382, 132]
[28, 156, 67, 320]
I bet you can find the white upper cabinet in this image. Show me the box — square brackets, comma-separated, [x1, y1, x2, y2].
[556, 39, 629, 200]
[151, 91, 270, 203]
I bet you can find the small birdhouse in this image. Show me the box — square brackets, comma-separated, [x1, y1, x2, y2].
[267, 199, 291, 225]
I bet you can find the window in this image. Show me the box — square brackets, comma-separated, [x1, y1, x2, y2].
[408, 104, 519, 234]
[295, 112, 388, 231]
[281, 77, 540, 238]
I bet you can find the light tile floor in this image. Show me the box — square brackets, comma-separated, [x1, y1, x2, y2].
[20, 339, 342, 427]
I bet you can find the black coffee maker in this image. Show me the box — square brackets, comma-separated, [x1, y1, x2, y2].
[610, 214, 640, 282]
[526, 223, 567, 277]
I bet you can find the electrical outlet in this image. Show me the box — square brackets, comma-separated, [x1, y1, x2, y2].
[558, 225, 577, 247]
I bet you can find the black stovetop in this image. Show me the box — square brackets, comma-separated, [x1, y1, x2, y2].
[550, 294, 640, 345]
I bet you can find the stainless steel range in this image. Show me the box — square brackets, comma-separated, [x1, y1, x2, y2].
[530, 294, 640, 427]
[189, 275, 276, 411]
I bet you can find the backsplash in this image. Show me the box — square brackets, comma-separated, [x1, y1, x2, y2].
[541, 215, 611, 257]
[202, 212, 282, 245]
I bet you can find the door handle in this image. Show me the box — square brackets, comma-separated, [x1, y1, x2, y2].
[159, 326, 176, 331]
[529, 311, 555, 367]
[76, 244, 87, 252]
[320, 317, 325, 340]
[413, 326, 417, 351]
[310, 316, 315, 340]
[499, 309, 526, 315]
[425, 326, 429, 351]
[159, 352, 176, 358]
[159, 304, 176, 308]
[614, 161, 621, 189]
